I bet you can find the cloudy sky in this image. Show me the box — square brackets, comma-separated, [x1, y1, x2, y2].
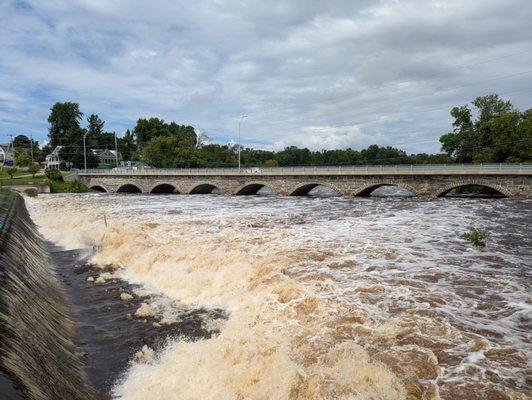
[1, 0, 531, 153]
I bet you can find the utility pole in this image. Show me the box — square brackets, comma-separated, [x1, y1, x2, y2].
[9, 134, 14, 166]
[114, 133, 119, 167]
[237, 115, 248, 172]
[30, 133, 34, 164]
[83, 132, 87, 171]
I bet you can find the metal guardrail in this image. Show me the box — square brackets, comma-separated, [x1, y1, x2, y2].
[76, 163, 532, 176]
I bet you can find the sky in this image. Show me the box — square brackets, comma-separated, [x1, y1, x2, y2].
[0, 0, 531, 153]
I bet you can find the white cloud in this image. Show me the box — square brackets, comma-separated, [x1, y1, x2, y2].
[0, 0, 531, 153]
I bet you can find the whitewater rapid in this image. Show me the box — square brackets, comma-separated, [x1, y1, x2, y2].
[26, 194, 531, 400]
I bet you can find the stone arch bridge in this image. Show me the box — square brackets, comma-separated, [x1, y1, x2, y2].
[76, 164, 532, 198]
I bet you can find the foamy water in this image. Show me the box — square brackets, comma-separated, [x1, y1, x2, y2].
[26, 194, 531, 399]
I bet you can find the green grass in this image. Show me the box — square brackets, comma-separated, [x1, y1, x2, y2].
[0, 175, 47, 186]
[0, 168, 31, 178]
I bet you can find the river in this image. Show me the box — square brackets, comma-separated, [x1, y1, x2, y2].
[25, 193, 531, 400]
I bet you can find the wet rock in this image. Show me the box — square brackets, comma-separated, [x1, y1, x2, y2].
[134, 345, 154, 363]
[120, 293, 134, 301]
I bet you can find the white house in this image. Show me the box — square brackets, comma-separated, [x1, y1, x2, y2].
[45, 146, 122, 170]
[91, 149, 122, 167]
[45, 146, 66, 169]
[0, 144, 15, 167]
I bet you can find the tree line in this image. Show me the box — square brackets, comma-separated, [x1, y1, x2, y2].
[9, 93, 531, 169]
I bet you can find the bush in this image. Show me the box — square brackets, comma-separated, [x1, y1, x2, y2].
[28, 164, 39, 178]
[48, 180, 94, 193]
[15, 152, 31, 167]
[5, 167, 18, 179]
[460, 227, 489, 248]
[45, 168, 64, 182]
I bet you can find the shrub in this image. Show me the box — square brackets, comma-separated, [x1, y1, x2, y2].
[45, 168, 64, 182]
[460, 227, 489, 248]
[15, 152, 31, 167]
[28, 164, 39, 178]
[5, 167, 18, 179]
[48, 180, 93, 193]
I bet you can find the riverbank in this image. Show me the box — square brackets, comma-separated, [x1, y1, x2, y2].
[0, 192, 224, 399]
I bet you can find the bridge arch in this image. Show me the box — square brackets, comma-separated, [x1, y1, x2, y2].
[437, 181, 509, 198]
[289, 182, 343, 196]
[235, 182, 277, 196]
[117, 183, 142, 193]
[89, 184, 108, 192]
[189, 183, 221, 194]
[354, 182, 415, 197]
[150, 183, 179, 194]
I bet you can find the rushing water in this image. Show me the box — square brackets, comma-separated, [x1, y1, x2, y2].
[25, 193, 531, 400]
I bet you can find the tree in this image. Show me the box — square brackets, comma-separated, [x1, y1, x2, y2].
[263, 159, 278, 167]
[142, 135, 180, 167]
[133, 118, 198, 148]
[5, 167, 18, 179]
[13, 134, 30, 149]
[118, 129, 139, 161]
[133, 118, 168, 148]
[15, 152, 31, 167]
[45, 168, 63, 182]
[440, 94, 531, 163]
[48, 102, 83, 147]
[86, 114, 105, 147]
[28, 164, 39, 178]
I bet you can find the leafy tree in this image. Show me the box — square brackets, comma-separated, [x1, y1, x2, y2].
[118, 129, 139, 161]
[133, 118, 168, 148]
[440, 94, 531, 163]
[142, 135, 180, 167]
[133, 118, 198, 148]
[45, 168, 64, 181]
[196, 144, 237, 167]
[48, 102, 83, 147]
[5, 167, 18, 179]
[15, 152, 31, 167]
[263, 159, 278, 167]
[28, 164, 39, 178]
[276, 146, 312, 166]
[12, 135, 41, 161]
[13, 134, 30, 149]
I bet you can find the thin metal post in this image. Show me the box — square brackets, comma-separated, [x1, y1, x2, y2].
[30, 133, 34, 164]
[114, 133, 119, 167]
[83, 133, 87, 172]
[237, 115, 248, 173]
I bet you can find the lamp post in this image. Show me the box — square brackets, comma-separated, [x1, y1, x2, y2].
[83, 132, 87, 172]
[114, 132, 119, 168]
[238, 115, 248, 172]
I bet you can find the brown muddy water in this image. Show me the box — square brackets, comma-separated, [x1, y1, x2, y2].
[2, 192, 531, 399]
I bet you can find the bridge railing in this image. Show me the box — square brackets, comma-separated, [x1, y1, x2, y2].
[76, 163, 532, 175]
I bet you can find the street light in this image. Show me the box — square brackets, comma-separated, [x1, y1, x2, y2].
[83, 132, 87, 172]
[238, 115, 248, 172]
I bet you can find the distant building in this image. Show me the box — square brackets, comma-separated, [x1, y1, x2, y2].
[45, 146, 71, 170]
[91, 149, 122, 168]
[0, 144, 15, 167]
[119, 160, 150, 169]
[44, 146, 122, 170]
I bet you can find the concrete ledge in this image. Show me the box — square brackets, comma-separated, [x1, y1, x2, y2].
[4, 184, 51, 195]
